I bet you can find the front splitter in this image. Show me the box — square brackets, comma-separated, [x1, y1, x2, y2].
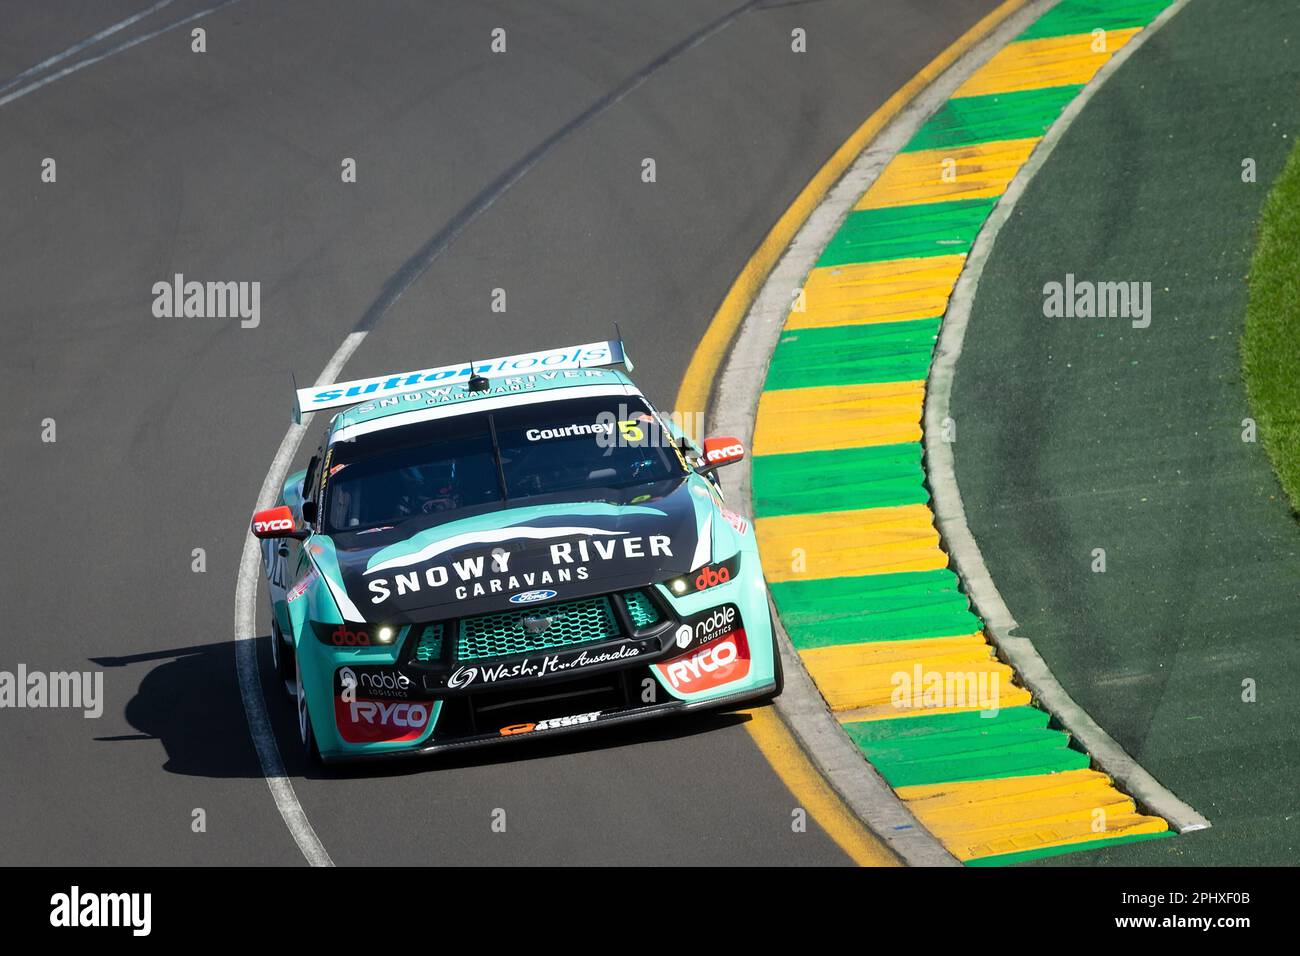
[319, 680, 778, 764]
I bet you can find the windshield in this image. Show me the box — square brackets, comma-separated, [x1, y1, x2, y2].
[323, 395, 687, 532]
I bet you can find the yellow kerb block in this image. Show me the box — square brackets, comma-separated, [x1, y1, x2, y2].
[952, 29, 1143, 98]
[898, 769, 1170, 861]
[800, 634, 1031, 718]
[854, 138, 1041, 210]
[788, 256, 967, 329]
[752, 381, 925, 456]
[756, 503, 947, 583]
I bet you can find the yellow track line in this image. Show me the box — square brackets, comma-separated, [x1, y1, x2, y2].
[739, 707, 900, 866]
[672, 0, 1033, 867]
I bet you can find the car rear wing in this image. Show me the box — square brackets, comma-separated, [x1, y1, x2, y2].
[292, 338, 633, 423]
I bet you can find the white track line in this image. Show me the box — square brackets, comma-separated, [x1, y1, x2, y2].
[0, 0, 242, 109]
[229, 6, 766, 865]
[233, 331, 366, 867]
[925, 0, 1210, 833]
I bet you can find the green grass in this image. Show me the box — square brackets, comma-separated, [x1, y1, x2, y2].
[1243, 138, 1300, 515]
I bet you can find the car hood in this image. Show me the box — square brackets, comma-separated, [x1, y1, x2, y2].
[317, 477, 710, 623]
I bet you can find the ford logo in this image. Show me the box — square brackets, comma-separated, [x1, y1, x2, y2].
[510, 589, 557, 605]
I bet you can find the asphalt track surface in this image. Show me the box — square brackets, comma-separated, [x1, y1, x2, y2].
[0, 0, 1001, 865]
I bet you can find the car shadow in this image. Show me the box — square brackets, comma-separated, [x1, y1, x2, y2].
[91, 635, 756, 780]
[90, 640, 265, 779]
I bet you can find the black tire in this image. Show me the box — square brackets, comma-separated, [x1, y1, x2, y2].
[295, 654, 323, 764]
[270, 617, 295, 698]
[758, 613, 785, 702]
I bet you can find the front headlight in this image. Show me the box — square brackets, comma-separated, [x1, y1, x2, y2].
[665, 554, 740, 596]
[309, 621, 404, 647]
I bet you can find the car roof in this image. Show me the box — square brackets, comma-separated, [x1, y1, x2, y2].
[326, 367, 643, 445]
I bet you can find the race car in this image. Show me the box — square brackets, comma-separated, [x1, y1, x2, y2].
[252, 338, 783, 762]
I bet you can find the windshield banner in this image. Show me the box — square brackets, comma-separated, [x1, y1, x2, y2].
[293, 340, 628, 422]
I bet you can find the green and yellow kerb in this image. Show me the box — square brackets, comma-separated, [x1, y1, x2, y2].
[752, 0, 1177, 865]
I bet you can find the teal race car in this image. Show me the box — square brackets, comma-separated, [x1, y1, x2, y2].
[252, 339, 782, 762]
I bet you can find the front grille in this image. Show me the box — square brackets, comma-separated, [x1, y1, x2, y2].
[624, 589, 661, 628]
[456, 595, 619, 661]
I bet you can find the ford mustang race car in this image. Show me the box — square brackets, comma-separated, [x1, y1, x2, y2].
[252, 338, 782, 762]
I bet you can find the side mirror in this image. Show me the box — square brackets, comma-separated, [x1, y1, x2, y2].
[700, 436, 745, 472]
[251, 505, 308, 540]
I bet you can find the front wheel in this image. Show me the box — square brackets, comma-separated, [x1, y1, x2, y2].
[295, 655, 322, 764]
[757, 613, 785, 702]
[270, 618, 295, 698]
